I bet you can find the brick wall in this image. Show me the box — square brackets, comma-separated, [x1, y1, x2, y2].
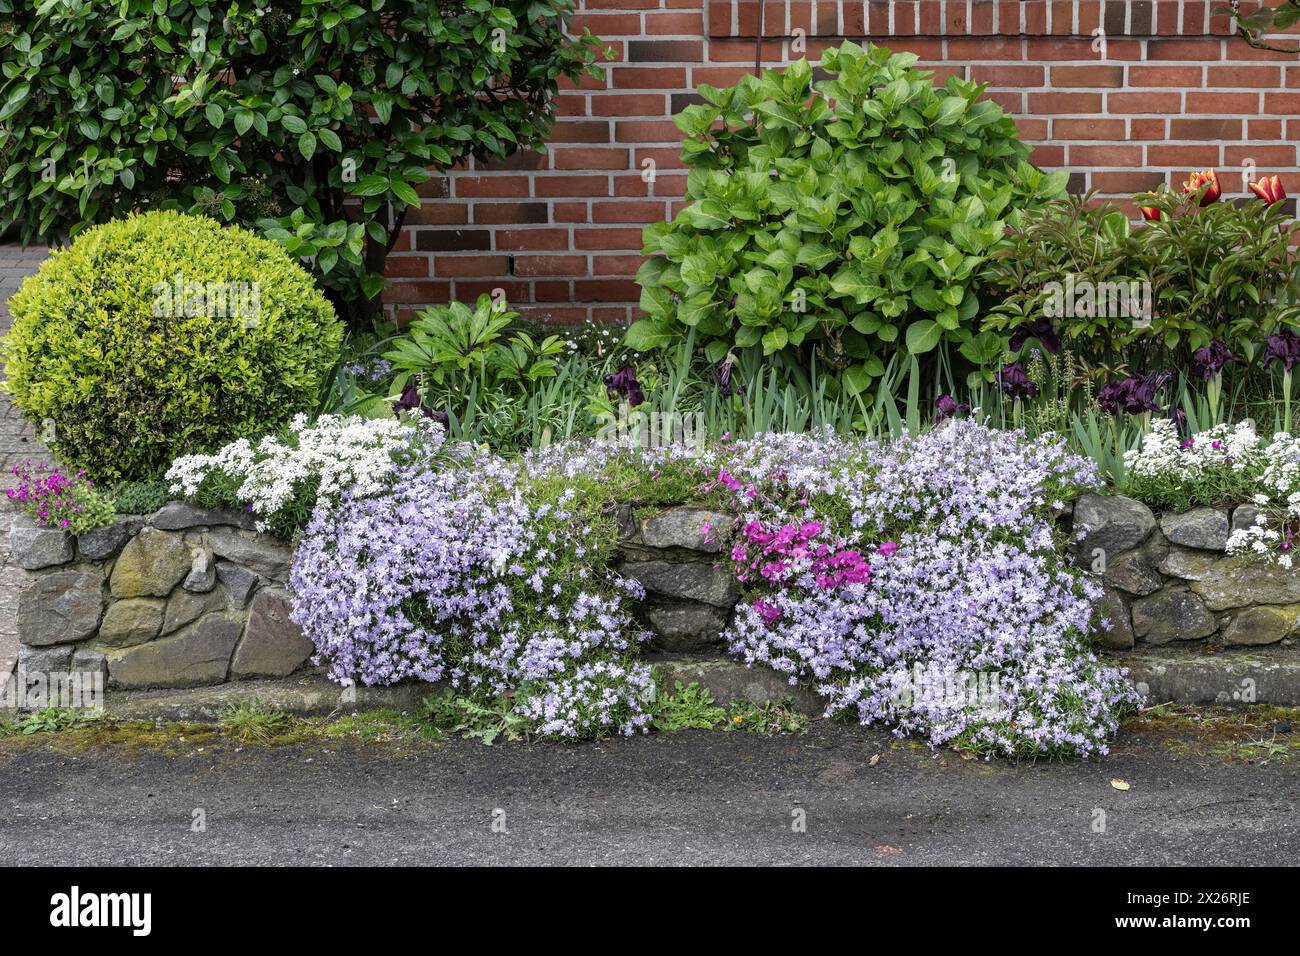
[387, 0, 1300, 324]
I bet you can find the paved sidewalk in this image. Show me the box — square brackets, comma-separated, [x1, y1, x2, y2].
[1, 720, 1296, 865]
[0, 245, 50, 678]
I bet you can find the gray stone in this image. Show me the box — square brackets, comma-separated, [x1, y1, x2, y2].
[637, 507, 728, 553]
[1131, 589, 1219, 644]
[162, 587, 228, 637]
[182, 546, 216, 593]
[76, 517, 143, 560]
[17, 570, 104, 646]
[230, 590, 313, 678]
[1222, 605, 1300, 647]
[9, 519, 74, 570]
[97, 598, 165, 647]
[1189, 556, 1300, 611]
[1119, 647, 1300, 706]
[1103, 547, 1164, 597]
[17, 643, 74, 673]
[109, 527, 191, 597]
[1159, 507, 1230, 551]
[150, 500, 256, 531]
[207, 528, 293, 580]
[620, 560, 739, 608]
[106, 613, 242, 689]
[1159, 547, 1220, 581]
[1092, 587, 1134, 650]
[643, 599, 728, 652]
[215, 561, 260, 607]
[650, 656, 824, 716]
[71, 646, 108, 678]
[1231, 504, 1260, 535]
[1072, 494, 1157, 565]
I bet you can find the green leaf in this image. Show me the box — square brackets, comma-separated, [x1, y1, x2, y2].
[905, 319, 942, 354]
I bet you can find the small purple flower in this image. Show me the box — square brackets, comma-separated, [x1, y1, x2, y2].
[1265, 329, 1300, 372]
[934, 394, 970, 422]
[604, 364, 644, 407]
[997, 362, 1038, 400]
[715, 360, 743, 398]
[1191, 340, 1237, 380]
[1009, 318, 1061, 354]
[393, 382, 445, 424]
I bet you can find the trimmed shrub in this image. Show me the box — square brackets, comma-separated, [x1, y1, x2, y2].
[3, 211, 342, 481]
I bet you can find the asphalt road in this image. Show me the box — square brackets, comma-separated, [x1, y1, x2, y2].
[1, 721, 1296, 865]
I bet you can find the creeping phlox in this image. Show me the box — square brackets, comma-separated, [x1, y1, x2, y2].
[166, 413, 442, 532]
[289, 443, 658, 739]
[707, 419, 1140, 758]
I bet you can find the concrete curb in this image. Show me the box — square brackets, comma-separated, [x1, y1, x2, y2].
[1115, 647, 1300, 706]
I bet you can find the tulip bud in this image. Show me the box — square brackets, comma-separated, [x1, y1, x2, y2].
[1182, 168, 1221, 206]
[1139, 205, 1161, 221]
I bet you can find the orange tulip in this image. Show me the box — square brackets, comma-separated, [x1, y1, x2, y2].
[1139, 206, 1161, 222]
[1248, 174, 1287, 205]
[1182, 168, 1221, 206]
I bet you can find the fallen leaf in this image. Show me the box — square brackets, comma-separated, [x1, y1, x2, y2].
[1110, 778, 1131, 791]
[876, 845, 902, 856]
[869, 753, 880, 767]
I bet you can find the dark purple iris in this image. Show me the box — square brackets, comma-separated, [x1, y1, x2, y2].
[934, 394, 970, 422]
[1097, 370, 1172, 417]
[1265, 329, 1300, 372]
[715, 360, 744, 398]
[997, 362, 1038, 400]
[604, 364, 644, 407]
[1191, 340, 1238, 380]
[1008, 318, 1061, 354]
[393, 382, 439, 421]
[1168, 403, 1190, 441]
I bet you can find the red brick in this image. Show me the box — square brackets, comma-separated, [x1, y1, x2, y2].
[574, 280, 641, 302]
[1266, 92, 1300, 114]
[1225, 145, 1299, 166]
[1090, 170, 1169, 193]
[554, 202, 590, 222]
[513, 256, 588, 277]
[551, 120, 613, 144]
[574, 227, 645, 250]
[1129, 65, 1204, 87]
[475, 203, 549, 225]
[408, 203, 468, 226]
[496, 229, 571, 252]
[615, 120, 682, 142]
[455, 281, 531, 303]
[590, 93, 668, 115]
[612, 67, 688, 88]
[1146, 38, 1223, 60]
[554, 147, 630, 170]
[969, 65, 1046, 87]
[535, 175, 611, 198]
[1185, 92, 1261, 114]
[1051, 64, 1125, 87]
[1053, 118, 1127, 139]
[592, 254, 645, 276]
[593, 200, 669, 223]
[1028, 91, 1104, 113]
[646, 11, 704, 33]
[1210, 65, 1283, 87]
[452, 176, 530, 198]
[435, 256, 511, 278]
[1169, 118, 1244, 139]
[1146, 145, 1222, 166]
[1106, 91, 1182, 113]
[1068, 144, 1144, 166]
[384, 256, 431, 279]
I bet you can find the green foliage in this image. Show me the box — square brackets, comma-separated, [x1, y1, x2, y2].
[984, 190, 1300, 375]
[419, 690, 531, 745]
[384, 294, 572, 449]
[2, 211, 342, 481]
[651, 680, 726, 732]
[0, 0, 605, 326]
[5, 707, 98, 736]
[110, 480, 171, 516]
[219, 703, 294, 742]
[724, 698, 811, 735]
[631, 40, 1065, 393]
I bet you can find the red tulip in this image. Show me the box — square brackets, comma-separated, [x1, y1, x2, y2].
[1182, 168, 1221, 206]
[1248, 174, 1287, 205]
[1139, 205, 1161, 222]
